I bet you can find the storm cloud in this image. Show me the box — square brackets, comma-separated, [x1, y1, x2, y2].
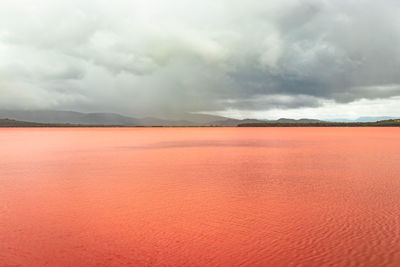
[1, 0, 400, 118]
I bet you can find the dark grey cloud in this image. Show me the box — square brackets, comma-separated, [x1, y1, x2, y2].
[1, 0, 400, 118]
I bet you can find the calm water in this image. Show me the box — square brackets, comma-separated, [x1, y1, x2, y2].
[0, 128, 399, 266]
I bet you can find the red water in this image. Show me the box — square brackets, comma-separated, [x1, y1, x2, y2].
[0, 128, 399, 266]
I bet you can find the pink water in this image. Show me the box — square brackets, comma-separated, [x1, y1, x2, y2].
[0, 128, 399, 266]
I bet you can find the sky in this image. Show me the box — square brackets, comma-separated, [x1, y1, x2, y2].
[1, 0, 400, 120]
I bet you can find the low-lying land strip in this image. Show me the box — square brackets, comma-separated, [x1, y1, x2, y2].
[238, 119, 400, 127]
[0, 119, 119, 127]
[1, 118, 400, 127]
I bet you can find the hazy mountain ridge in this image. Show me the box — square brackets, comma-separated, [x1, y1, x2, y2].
[328, 116, 399, 123]
[210, 118, 322, 126]
[238, 119, 400, 127]
[0, 110, 326, 126]
[0, 110, 141, 125]
[3, 110, 397, 127]
[1, 111, 399, 127]
[0, 118, 107, 127]
[0, 110, 226, 126]
[0, 118, 53, 127]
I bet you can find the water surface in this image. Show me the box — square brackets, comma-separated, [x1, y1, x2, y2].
[1, 128, 399, 266]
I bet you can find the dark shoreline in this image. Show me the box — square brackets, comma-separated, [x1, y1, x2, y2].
[1, 118, 400, 128]
[237, 121, 400, 127]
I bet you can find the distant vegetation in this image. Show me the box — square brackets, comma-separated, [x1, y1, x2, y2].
[0, 118, 121, 127]
[238, 119, 400, 127]
[1, 118, 400, 128]
[0, 118, 201, 127]
[3, 110, 398, 127]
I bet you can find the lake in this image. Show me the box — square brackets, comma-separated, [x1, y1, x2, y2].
[1, 128, 399, 266]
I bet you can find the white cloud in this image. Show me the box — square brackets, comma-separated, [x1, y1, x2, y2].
[210, 97, 400, 120]
[1, 0, 400, 118]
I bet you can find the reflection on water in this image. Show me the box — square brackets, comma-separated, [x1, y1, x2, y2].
[0, 128, 400, 266]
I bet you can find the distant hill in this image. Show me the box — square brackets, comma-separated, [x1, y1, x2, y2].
[275, 118, 322, 123]
[210, 118, 322, 126]
[0, 118, 49, 127]
[328, 116, 399, 123]
[0, 118, 92, 127]
[3, 109, 397, 127]
[0, 110, 141, 125]
[209, 119, 268, 127]
[0, 110, 229, 126]
[238, 119, 400, 127]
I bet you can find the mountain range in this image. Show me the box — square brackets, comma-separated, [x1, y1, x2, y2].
[2, 110, 398, 127]
[0, 110, 325, 127]
[327, 116, 399, 123]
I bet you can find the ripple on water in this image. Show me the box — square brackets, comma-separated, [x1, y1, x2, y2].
[0, 128, 400, 266]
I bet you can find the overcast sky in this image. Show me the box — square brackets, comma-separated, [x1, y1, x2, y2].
[1, 0, 400, 119]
